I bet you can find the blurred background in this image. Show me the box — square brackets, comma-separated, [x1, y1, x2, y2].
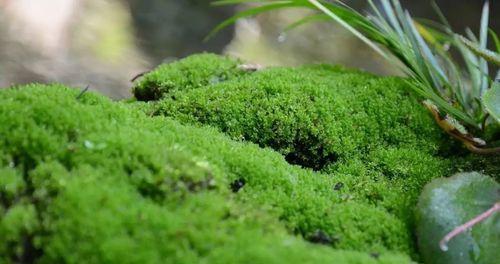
[0, 0, 498, 98]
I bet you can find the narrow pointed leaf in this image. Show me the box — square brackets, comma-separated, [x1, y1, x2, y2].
[206, 2, 305, 41]
[283, 14, 329, 33]
[458, 35, 500, 66]
[307, 0, 390, 60]
[478, 1, 490, 95]
[489, 29, 500, 53]
[483, 82, 500, 123]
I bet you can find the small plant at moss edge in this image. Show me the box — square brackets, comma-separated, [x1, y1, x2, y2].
[210, 0, 500, 154]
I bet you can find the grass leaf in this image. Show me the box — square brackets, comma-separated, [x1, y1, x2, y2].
[489, 29, 500, 53]
[307, 0, 390, 60]
[483, 82, 500, 124]
[283, 13, 329, 33]
[458, 35, 500, 66]
[483, 82, 500, 123]
[206, 1, 305, 41]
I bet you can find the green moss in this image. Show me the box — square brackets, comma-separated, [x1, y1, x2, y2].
[0, 202, 39, 261]
[0, 168, 25, 203]
[452, 154, 500, 181]
[4, 54, 492, 262]
[133, 53, 248, 101]
[0, 84, 414, 263]
[132, 53, 459, 231]
[130, 54, 500, 261]
[137, 55, 450, 171]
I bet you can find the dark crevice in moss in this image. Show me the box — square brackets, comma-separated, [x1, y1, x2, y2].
[134, 82, 165, 101]
[333, 182, 344, 191]
[284, 140, 339, 171]
[229, 178, 245, 193]
[18, 234, 42, 264]
[306, 230, 338, 246]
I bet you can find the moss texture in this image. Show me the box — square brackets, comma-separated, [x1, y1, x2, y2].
[134, 55, 450, 171]
[133, 53, 248, 101]
[0, 84, 415, 263]
[2, 54, 497, 263]
[129, 54, 500, 261]
[133, 54, 459, 229]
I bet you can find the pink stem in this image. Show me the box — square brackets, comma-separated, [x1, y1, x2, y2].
[440, 202, 500, 251]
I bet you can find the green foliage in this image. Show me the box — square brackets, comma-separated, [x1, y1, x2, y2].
[0, 84, 423, 263]
[2, 68, 496, 261]
[133, 53, 247, 101]
[133, 54, 500, 260]
[210, 0, 500, 150]
[483, 83, 500, 123]
[457, 35, 500, 66]
[135, 55, 449, 171]
[416, 172, 500, 264]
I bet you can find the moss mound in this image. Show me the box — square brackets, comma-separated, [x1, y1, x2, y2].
[0, 84, 415, 263]
[133, 54, 459, 228]
[133, 54, 449, 171]
[2, 54, 496, 263]
[133, 53, 248, 101]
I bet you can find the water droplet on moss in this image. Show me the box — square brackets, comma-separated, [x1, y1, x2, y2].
[84, 140, 94, 149]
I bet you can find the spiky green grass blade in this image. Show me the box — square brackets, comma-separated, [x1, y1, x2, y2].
[458, 35, 500, 66]
[483, 82, 500, 123]
[283, 14, 329, 33]
[307, 0, 390, 60]
[478, 1, 490, 96]
[490, 30, 500, 53]
[206, 1, 308, 41]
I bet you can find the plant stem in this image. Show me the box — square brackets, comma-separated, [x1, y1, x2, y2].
[439, 202, 500, 251]
[76, 85, 90, 100]
[465, 143, 500, 155]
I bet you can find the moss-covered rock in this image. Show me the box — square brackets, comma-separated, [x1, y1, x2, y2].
[0, 84, 414, 263]
[134, 55, 450, 172]
[133, 53, 248, 101]
[2, 54, 496, 263]
[132, 54, 467, 255]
